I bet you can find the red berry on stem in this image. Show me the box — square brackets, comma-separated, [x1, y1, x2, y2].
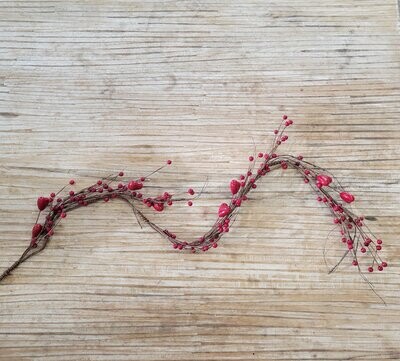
[128, 181, 143, 190]
[218, 203, 231, 217]
[32, 224, 43, 238]
[340, 192, 355, 203]
[69, 179, 75, 185]
[316, 174, 332, 187]
[153, 203, 164, 212]
[37, 197, 50, 211]
[230, 179, 240, 195]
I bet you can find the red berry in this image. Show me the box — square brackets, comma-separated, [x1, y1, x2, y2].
[69, 179, 75, 185]
[377, 239, 382, 245]
[128, 181, 143, 190]
[316, 174, 332, 187]
[37, 197, 50, 211]
[50, 192, 56, 198]
[340, 192, 355, 204]
[218, 203, 231, 217]
[187, 201, 193, 207]
[248, 156, 254, 162]
[153, 203, 164, 212]
[258, 152, 263, 158]
[167, 160, 172, 165]
[352, 260, 358, 266]
[282, 115, 287, 120]
[361, 247, 366, 253]
[188, 188, 195, 195]
[119, 171, 124, 177]
[230, 179, 240, 195]
[61, 212, 67, 218]
[368, 267, 373, 273]
[376, 245, 382, 251]
[32, 223, 43, 238]
[378, 266, 383, 271]
[382, 262, 387, 268]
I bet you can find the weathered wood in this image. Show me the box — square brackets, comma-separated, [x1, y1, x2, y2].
[0, 1, 399, 360]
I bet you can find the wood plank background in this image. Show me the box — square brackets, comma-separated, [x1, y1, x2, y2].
[0, 1, 399, 360]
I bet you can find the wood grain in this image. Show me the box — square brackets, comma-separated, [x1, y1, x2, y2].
[0, 1, 399, 360]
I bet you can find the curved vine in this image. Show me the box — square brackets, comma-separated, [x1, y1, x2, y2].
[0, 117, 387, 289]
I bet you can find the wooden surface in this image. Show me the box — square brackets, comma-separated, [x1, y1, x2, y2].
[0, 1, 399, 360]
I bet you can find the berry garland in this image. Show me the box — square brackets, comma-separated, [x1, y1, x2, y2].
[0, 116, 388, 286]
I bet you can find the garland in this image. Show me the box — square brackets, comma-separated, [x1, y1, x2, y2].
[0, 116, 387, 288]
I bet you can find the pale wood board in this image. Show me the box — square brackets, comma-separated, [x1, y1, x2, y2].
[0, 1, 399, 360]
